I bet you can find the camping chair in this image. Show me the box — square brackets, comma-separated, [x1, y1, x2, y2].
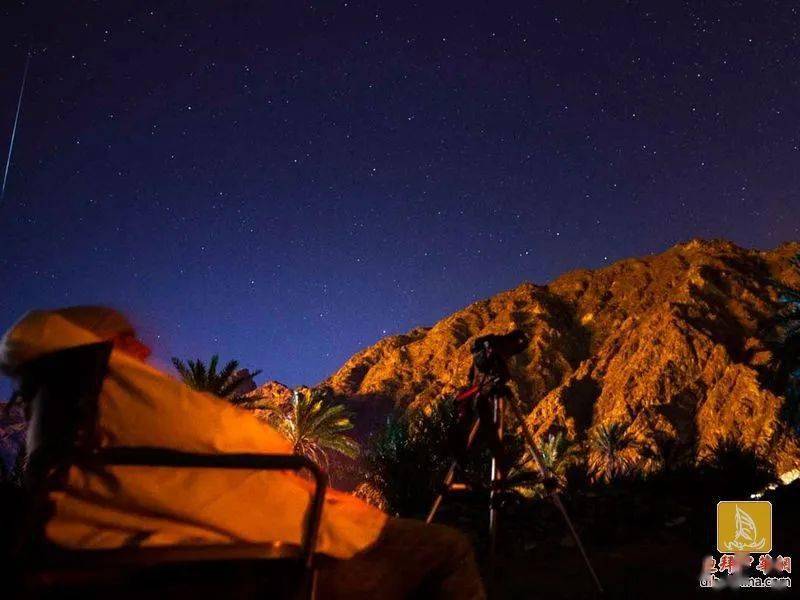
[11, 342, 327, 600]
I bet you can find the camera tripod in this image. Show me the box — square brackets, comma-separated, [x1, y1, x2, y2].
[426, 381, 604, 595]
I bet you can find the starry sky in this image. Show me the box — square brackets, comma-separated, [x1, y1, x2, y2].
[1, 1, 798, 393]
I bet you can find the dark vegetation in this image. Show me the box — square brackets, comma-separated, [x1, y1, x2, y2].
[360, 401, 793, 597]
[361, 401, 782, 519]
[171, 354, 260, 403]
[0, 439, 25, 570]
[766, 253, 800, 432]
[360, 401, 486, 517]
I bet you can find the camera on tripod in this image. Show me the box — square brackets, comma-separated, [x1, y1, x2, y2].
[431, 326, 603, 593]
[470, 329, 529, 385]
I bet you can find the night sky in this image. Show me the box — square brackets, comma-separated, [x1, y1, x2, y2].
[1, 1, 798, 393]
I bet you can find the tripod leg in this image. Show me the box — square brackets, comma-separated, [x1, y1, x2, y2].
[488, 396, 504, 597]
[464, 416, 481, 449]
[488, 396, 503, 567]
[426, 417, 480, 524]
[505, 394, 604, 595]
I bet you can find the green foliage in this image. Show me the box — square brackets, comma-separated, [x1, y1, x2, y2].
[362, 401, 470, 517]
[171, 354, 261, 403]
[507, 431, 578, 498]
[268, 387, 359, 469]
[588, 422, 641, 483]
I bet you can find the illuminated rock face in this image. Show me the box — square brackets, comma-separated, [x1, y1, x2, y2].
[324, 239, 800, 473]
[243, 380, 294, 420]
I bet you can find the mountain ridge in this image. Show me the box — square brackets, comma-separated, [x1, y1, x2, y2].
[318, 238, 800, 472]
[4, 238, 796, 475]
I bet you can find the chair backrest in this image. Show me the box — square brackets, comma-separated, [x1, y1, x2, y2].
[7, 342, 115, 592]
[12, 343, 326, 600]
[18, 342, 113, 494]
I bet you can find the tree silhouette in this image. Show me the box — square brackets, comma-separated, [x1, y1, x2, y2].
[766, 253, 800, 430]
[699, 436, 777, 498]
[588, 422, 640, 482]
[171, 355, 261, 403]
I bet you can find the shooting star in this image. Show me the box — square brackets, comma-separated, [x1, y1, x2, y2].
[1, 51, 31, 202]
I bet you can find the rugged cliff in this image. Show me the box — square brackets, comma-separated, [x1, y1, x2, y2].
[323, 239, 800, 473]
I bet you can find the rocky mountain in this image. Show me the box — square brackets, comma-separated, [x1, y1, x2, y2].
[1, 239, 797, 478]
[235, 380, 294, 425]
[322, 239, 800, 474]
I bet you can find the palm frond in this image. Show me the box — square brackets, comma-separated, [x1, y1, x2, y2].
[507, 431, 578, 498]
[216, 359, 238, 386]
[171, 358, 190, 381]
[271, 388, 360, 466]
[208, 355, 219, 380]
[172, 355, 260, 402]
[588, 422, 640, 482]
[192, 358, 208, 388]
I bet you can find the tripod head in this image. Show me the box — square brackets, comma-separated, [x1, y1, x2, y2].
[470, 329, 529, 386]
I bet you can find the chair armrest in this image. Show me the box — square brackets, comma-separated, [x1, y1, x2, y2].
[89, 447, 328, 570]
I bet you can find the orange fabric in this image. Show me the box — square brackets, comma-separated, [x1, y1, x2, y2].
[0, 308, 387, 558]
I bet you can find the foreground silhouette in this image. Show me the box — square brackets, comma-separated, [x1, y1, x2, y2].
[0, 307, 485, 599]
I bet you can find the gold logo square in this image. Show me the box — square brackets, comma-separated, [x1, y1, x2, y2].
[716, 501, 772, 553]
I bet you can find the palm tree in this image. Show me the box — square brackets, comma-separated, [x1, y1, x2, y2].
[588, 422, 640, 482]
[269, 387, 359, 469]
[507, 431, 578, 498]
[639, 434, 694, 475]
[699, 436, 777, 498]
[171, 355, 261, 403]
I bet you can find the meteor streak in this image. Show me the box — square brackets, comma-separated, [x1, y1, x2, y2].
[2, 51, 31, 202]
